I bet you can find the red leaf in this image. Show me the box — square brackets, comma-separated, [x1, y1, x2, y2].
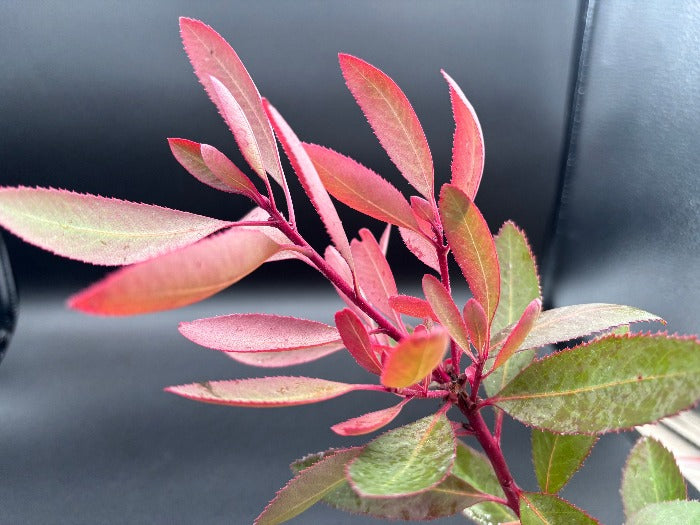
[324, 246, 372, 324]
[335, 309, 382, 375]
[491, 299, 541, 371]
[68, 229, 279, 315]
[264, 100, 353, 267]
[439, 184, 500, 322]
[0, 187, 231, 266]
[410, 196, 437, 225]
[339, 54, 434, 200]
[463, 298, 488, 356]
[304, 143, 419, 231]
[381, 327, 449, 388]
[179, 313, 341, 352]
[399, 227, 440, 271]
[200, 143, 260, 197]
[331, 399, 410, 436]
[165, 376, 371, 407]
[442, 71, 484, 200]
[389, 295, 437, 321]
[351, 228, 399, 323]
[422, 275, 471, 353]
[179, 18, 284, 186]
[226, 344, 343, 368]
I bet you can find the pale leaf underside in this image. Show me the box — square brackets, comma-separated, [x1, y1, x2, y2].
[226, 343, 344, 368]
[399, 227, 440, 271]
[626, 501, 700, 525]
[331, 399, 409, 436]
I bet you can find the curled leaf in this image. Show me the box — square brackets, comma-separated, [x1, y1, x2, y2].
[422, 274, 471, 353]
[331, 399, 409, 436]
[463, 298, 489, 356]
[491, 298, 541, 372]
[335, 309, 382, 375]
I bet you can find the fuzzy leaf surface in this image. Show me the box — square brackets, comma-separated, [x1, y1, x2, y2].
[389, 295, 437, 321]
[339, 54, 434, 199]
[492, 298, 541, 372]
[179, 18, 284, 186]
[347, 412, 455, 497]
[423, 274, 471, 352]
[621, 436, 687, 518]
[179, 313, 340, 352]
[399, 227, 440, 271]
[200, 144, 259, 197]
[463, 299, 488, 356]
[380, 327, 449, 388]
[495, 334, 700, 434]
[439, 185, 500, 321]
[351, 229, 399, 322]
[331, 399, 409, 436]
[69, 229, 279, 315]
[520, 493, 600, 524]
[335, 309, 382, 375]
[166, 377, 371, 407]
[304, 143, 419, 231]
[626, 501, 700, 525]
[226, 344, 344, 368]
[442, 71, 484, 200]
[255, 448, 361, 525]
[0, 187, 231, 266]
[532, 429, 597, 493]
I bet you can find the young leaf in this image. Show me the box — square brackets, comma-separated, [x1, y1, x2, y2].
[351, 229, 399, 323]
[335, 309, 382, 375]
[378, 223, 391, 256]
[389, 294, 437, 321]
[255, 448, 362, 525]
[422, 274, 471, 353]
[463, 298, 489, 356]
[519, 493, 600, 525]
[442, 71, 484, 200]
[439, 184, 500, 321]
[179, 313, 341, 352]
[491, 298, 541, 372]
[621, 437, 687, 518]
[347, 411, 455, 497]
[304, 143, 419, 231]
[491, 303, 663, 352]
[0, 187, 231, 266]
[626, 501, 700, 525]
[495, 334, 700, 434]
[264, 100, 353, 267]
[331, 399, 409, 436]
[168, 138, 258, 197]
[226, 344, 344, 368]
[380, 327, 449, 388]
[68, 229, 279, 315]
[324, 246, 372, 324]
[491, 221, 541, 334]
[179, 18, 284, 186]
[165, 376, 374, 407]
[531, 429, 597, 494]
[399, 227, 441, 271]
[410, 196, 437, 225]
[339, 54, 434, 200]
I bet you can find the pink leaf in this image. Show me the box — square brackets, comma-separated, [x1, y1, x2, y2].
[324, 246, 372, 324]
[422, 274, 471, 353]
[179, 18, 285, 186]
[379, 223, 392, 256]
[304, 143, 419, 231]
[331, 399, 410, 436]
[237, 207, 309, 264]
[168, 138, 258, 198]
[463, 299, 488, 356]
[491, 298, 541, 371]
[389, 295, 437, 321]
[226, 344, 344, 368]
[442, 71, 484, 200]
[339, 54, 434, 200]
[439, 184, 500, 322]
[335, 308, 382, 375]
[410, 196, 437, 225]
[351, 228, 399, 323]
[381, 327, 449, 388]
[263, 100, 353, 267]
[165, 376, 371, 407]
[68, 229, 279, 315]
[179, 313, 341, 352]
[0, 187, 231, 266]
[399, 227, 440, 271]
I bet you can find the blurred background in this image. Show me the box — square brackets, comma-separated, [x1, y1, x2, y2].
[1, 1, 698, 523]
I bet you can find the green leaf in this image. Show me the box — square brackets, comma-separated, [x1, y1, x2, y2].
[495, 334, 700, 433]
[621, 437, 687, 518]
[626, 501, 700, 525]
[292, 448, 489, 521]
[347, 411, 455, 497]
[520, 493, 600, 524]
[532, 429, 597, 493]
[492, 221, 541, 334]
[255, 448, 361, 524]
[483, 349, 536, 398]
